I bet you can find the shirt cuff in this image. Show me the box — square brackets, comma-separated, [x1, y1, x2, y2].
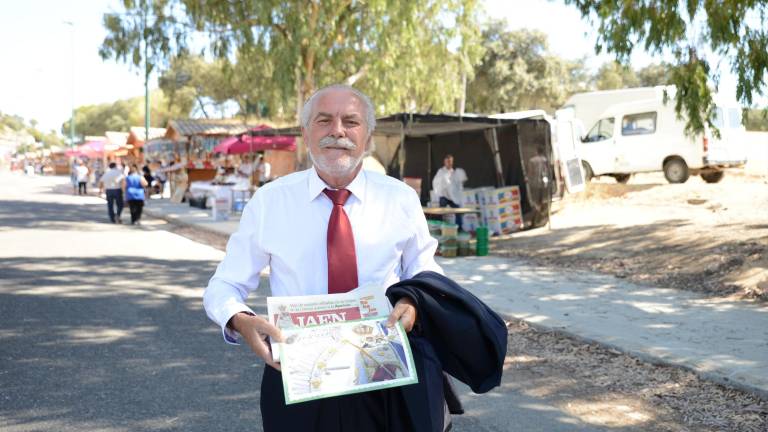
[215, 304, 257, 345]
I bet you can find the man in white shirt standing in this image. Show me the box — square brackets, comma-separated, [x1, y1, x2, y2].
[432, 154, 468, 228]
[255, 152, 272, 186]
[75, 160, 90, 195]
[98, 162, 125, 223]
[203, 84, 441, 431]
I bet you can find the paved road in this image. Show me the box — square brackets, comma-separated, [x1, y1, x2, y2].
[0, 173, 609, 432]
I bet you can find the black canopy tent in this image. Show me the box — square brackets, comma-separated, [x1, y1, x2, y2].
[249, 113, 555, 228]
[375, 114, 554, 228]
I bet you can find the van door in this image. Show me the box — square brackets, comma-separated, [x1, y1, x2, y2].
[615, 111, 659, 172]
[707, 107, 748, 165]
[579, 117, 616, 175]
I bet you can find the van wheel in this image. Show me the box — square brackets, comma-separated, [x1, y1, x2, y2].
[700, 171, 724, 183]
[663, 158, 689, 183]
[613, 174, 631, 184]
[581, 161, 594, 182]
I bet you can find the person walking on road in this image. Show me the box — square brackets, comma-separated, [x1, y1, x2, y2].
[98, 162, 125, 224]
[124, 165, 148, 225]
[75, 160, 90, 195]
[70, 158, 79, 194]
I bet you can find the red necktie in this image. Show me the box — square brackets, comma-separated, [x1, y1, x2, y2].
[324, 188, 358, 294]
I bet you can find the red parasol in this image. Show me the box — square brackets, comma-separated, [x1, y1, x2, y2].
[65, 140, 106, 158]
[214, 126, 296, 154]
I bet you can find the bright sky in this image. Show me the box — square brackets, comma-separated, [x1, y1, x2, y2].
[0, 0, 754, 134]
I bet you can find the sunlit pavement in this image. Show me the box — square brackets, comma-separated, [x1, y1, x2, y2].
[8, 172, 767, 431]
[0, 172, 266, 432]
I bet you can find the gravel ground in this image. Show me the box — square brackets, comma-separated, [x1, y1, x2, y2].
[495, 171, 768, 301]
[506, 320, 767, 431]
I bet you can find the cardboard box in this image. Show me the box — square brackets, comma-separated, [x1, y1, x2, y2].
[486, 214, 523, 235]
[461, 213, 480, 232]
[480, 186, 521, 205]
[462, 190, 477, 206]
[482, 201, 522, 220]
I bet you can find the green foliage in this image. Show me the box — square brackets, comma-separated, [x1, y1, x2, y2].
[563, 0, 768, 136]
[61, 91, 190, 137]
[101, 0, 484, 121]
[466, 23, 589, 113]
[100, 0, 185, 77]
[593, 61, 671, 90]
[637, 62, 672, 86]
[0, 112, 26, 132]
[0, 112, 61, 149]
[743, 107, 768, 131]
[41, 131, 63, 148]
[594, 61, 640, 90]
[158, 50, 282, 119]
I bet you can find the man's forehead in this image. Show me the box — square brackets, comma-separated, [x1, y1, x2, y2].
[312, 90, 365, 117]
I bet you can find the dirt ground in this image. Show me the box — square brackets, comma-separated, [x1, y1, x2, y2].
[494, 170, 768, 301]
[505, 320, 767, 431]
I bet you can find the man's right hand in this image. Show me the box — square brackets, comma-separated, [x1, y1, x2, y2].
[230, 312, 283, 371]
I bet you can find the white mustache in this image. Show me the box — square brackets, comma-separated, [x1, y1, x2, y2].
[318, 136, 357, 150]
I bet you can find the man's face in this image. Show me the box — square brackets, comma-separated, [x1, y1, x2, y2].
[444, 156, 453, 169]
[304, 89, 370, 178]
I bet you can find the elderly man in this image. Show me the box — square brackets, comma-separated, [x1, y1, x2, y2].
[203, 84, 442, 431]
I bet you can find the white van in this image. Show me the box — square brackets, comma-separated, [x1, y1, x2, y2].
[563, 87, 747, 183]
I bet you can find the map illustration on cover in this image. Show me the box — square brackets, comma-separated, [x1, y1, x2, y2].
[279, 317, 418, 404]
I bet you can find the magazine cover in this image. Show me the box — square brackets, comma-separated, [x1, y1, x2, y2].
[266, 284, 393, 361]
[279, 317, 418, 404]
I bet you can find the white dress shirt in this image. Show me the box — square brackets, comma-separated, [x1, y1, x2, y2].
[203, 166, 442, 343]
[99, 168, 125, 190]
[432, 166, 467, 204]
[76, 165, 89, 182]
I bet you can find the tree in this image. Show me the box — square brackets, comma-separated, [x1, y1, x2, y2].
[41, 130, 64, 148]
[158, 52, 282, 120]
[637, 62, 672, 86]
[0, 112, 63, 149]
[563, 0, 768, 136]
[594, 61, 639, 90]
[101, 0, 483, 121]
[466, 23, 589, 113]
[743, 108, 768, 131]
[61, 91, 191, 138]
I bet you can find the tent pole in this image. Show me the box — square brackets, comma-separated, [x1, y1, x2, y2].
[486, 127, 504, 187]
[398, 121, 405, 179]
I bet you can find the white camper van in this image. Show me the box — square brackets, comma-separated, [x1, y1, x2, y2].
[561, 87, 747, 183]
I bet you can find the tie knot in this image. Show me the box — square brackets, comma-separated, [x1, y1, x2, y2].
[324, 188, 351, 206]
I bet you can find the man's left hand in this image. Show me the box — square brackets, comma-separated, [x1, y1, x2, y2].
[386, 297, 418, 332]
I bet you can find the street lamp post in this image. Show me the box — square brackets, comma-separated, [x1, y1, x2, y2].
[142, 3, 150, 145]
[63, 21, 75, 148]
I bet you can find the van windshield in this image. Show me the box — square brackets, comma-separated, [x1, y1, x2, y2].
[712, 107, 725, 130]
[728, 108, 742, 129]
[583, 118, 615, 142]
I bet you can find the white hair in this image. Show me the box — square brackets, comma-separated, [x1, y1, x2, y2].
[300, 84, 377, 137]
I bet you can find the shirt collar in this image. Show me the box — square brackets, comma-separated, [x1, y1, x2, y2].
[308, 165, 367, 204]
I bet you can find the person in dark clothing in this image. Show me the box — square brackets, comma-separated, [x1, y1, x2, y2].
[98, 162, 125, 223]
[142, 165, 156, 198]
[124, 165, 148, 225]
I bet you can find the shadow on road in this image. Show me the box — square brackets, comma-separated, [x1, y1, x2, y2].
[0, 199, 113, 231]
[0, 255, 269, 432]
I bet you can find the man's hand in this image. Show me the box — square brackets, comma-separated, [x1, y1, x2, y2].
[386, 297, 418, 333]
[230, 312, 283, 370]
